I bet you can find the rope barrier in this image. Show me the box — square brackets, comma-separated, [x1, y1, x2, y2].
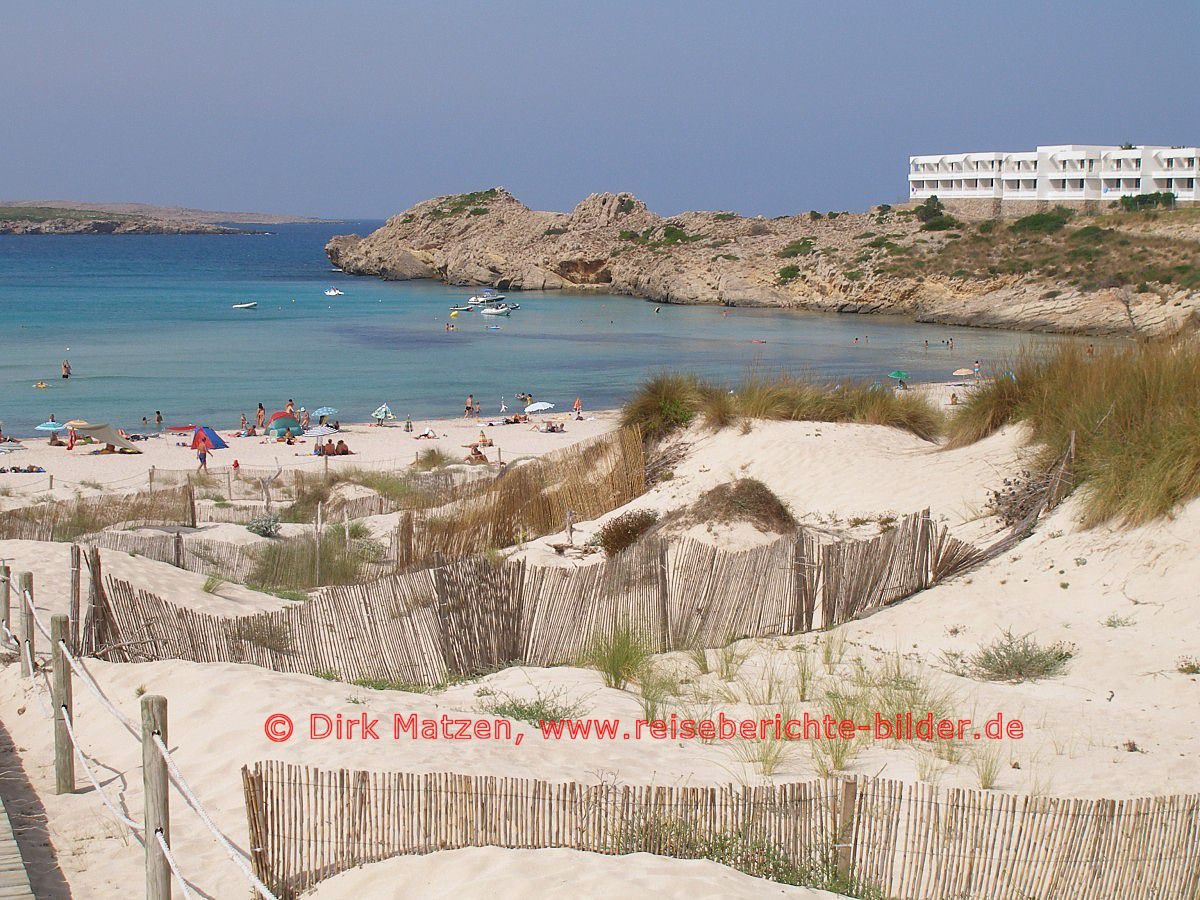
[60, 708, 143, 831]
[151, 734, 278, 900]
[5, 571, 274, 899]
[155, 830, 197, 900]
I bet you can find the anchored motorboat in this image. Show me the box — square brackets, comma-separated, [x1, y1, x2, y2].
[479, 303, 511, 316]
[449, 305, 474, 312]
[324, 288, 344, 296]
[468, 288, 505, 305]
[232, 302, 258, 309]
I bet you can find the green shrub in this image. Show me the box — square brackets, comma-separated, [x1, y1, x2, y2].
[921, 214, 962, 231]
[1119, 191, 1175, 212]
[477, 688, 586, 725]
[1010, 207, 1073, 234]
[777, 239, 815, 258]
[544, 226, 568, 236]
[777, 264, 801, 284]
[247, 514, 281, 538]
[620, 373, 701, 442]
[596, 509, 659, 555]
[947, 630, 1074, 682]
[713, 212, 737, 221]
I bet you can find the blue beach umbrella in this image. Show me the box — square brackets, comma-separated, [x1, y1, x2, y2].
[35, 421, 66, 432]
[313, 407, 338, 418]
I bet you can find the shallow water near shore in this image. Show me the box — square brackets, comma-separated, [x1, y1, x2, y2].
[2, 223, 1066, 435]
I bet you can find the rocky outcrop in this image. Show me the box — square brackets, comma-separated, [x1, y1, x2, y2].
[326, 188, 1200, 336]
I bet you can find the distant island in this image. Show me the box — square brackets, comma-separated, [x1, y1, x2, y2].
[326, 187, 1200, 336]
[0, 199, 336, 235]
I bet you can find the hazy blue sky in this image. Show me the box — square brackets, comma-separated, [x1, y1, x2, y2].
[4, 1, 1196, 218]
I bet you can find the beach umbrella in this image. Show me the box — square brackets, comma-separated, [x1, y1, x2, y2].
[953, 368, 974, 376]
[313, 407, 338, 418]
[165, 424, 196, 434]
[887, 371, 909, 380]
[372, 403, 396, 422]
[304, 424, 338, 438]
[190, 426, 228, 451]
[35, 421, 65, 432]
[524, 401, 554, 414]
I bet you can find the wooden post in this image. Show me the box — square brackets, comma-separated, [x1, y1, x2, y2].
[142, 695, 170, 900]
[17, 572, 33, 676]
[565, 510, 575, 547]
[148, 465, 155, 492]
[656, 542, 671, 651]
[48, 474, 54, 490]
[836, 776, 858, 884]
[324, 454, 329, 481]
[69, 545, 81, 652]
[226, 470, 233, 500]
[51, 615, 74, 794]
[173, 532, 184, 569]
[0, 564, 10, 639]
[343, 509, 351, 546]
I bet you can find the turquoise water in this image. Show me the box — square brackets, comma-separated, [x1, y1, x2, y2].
[1, 223, 1052, 436]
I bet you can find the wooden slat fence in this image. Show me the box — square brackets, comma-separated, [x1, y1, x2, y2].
[0, 485, 195, 541]
[83, 511, 968, 685]
[240, 763, 1200, 900]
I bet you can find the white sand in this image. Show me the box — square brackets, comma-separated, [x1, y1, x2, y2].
[2, 412, 1198, 897]
[306, 847, 839, 899]
[0, 410, 621, 508]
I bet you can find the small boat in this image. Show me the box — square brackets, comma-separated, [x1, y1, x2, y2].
[324, 288, 344, 297]
[486, 324, 502, 330]
[479, 304, 511, 316]
[449, 305, 474, 312]
[232, 302, 258, 309]
[505, 302, 520, 311]
[468, 289, 505, 305]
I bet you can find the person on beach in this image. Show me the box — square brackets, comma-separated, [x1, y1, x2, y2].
[404, 415, 413, 433]
[973, 360, 981, 379]
[61, 359, 71, 379]
[300, 408, 311, 430]
[285, 399, 295, 416]
[155, 411, 163, 428]
[572, 397, 583, 419]
[256, 404, 265, 429]
[323, 438, 336, 456]
[197, 442, 209, 471]
[240, 414, 248, 432]
[473, 400, 481, 418]
[335, 440, 352, 455]
[464, 395, 474, 417]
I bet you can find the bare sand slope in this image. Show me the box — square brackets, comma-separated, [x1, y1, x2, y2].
[305, 847, 840, 899]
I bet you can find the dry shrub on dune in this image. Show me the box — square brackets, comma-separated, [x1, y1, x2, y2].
[946, 338, 1200, 526]
[623, 371, 944, 443]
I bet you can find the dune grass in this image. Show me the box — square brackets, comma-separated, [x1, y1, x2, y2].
[946, 339, 1200, 526]
[621, 372, 944, 443]
[580, 622, 653, 689]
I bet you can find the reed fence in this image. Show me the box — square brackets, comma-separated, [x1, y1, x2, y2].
[241, 763, 1200, 900]
[0, 485, 195, 542]
[82, 510, 972, 682]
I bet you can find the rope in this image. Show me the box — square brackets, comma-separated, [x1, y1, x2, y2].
[151, 735, 278, 900]
[0, 620, 17, 647]
[155, 830, 197, 900]
[56, 641, 140, 737]
[60, 708, 143, 831]
[18, 588, 52, 640]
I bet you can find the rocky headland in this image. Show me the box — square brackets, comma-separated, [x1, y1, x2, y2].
[0, 216, 251, 235]
[327, 188, 1200, 336]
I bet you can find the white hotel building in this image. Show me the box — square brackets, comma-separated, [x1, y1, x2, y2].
[908, 145, 1199, 210]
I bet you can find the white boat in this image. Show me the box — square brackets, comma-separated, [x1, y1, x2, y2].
[468, 288, 505, 305]
[232, 302, 258, 309]
[324, 288, 344, 296]
[480, 304, 511, 316]
[449, 305, 474, 312]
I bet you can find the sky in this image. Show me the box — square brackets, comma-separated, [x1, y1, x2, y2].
[3, 1, 1197, 219]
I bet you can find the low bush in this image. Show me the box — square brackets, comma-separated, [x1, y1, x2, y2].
[247, 514, 281, 537]
[1010, 207, 1073, 234]
[477, 688, 587, 725]
[777, 264, 801, 284]
[947, 630, 1074, 682]
[595, 509, 659, 555]
[777, 238, 815, 258]
[687, 479, 795, 532]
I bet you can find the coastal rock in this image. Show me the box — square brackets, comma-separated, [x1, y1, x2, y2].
[325, 188, 1200, 336]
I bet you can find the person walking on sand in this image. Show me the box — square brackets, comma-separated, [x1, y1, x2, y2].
[61, 359, 71, 379]
[973, 360, 981, 379]
[572, 396, 583, 419]
[464, 394, 474, 417]
[197, 441, 209, 472]
[256, 404, 266, 429]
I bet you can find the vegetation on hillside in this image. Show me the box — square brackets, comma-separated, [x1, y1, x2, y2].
[946, 339, 1200, 526]
[0, 205, 145, 222]
[621, 372, 944, 443]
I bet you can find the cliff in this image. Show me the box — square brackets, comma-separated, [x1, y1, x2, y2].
[326, 188, 1200, 336]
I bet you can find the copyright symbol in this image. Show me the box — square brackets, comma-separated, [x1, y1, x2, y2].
[264, 713, 293, 743]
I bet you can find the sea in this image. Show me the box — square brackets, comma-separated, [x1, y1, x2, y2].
[0, 222, 1058, 436]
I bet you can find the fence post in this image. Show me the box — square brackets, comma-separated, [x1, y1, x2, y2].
[656, 541, 672, 651]
[565, 510, 574, 547]
[69, 545, 81, 652]
[226, 469, 233, 500]
[314, 501, 323, 586]
[324, 454, 329, 481]
[142, 694, 170, 900]
[173, 533, 184, 569]
[51, 615, 75, 794]
[0, 564, 9, 638]
[148, 465, 155, 492]
[17, 572, 34, 676]
[836, 776, 858, 885]
[49, 474, 54, 490]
